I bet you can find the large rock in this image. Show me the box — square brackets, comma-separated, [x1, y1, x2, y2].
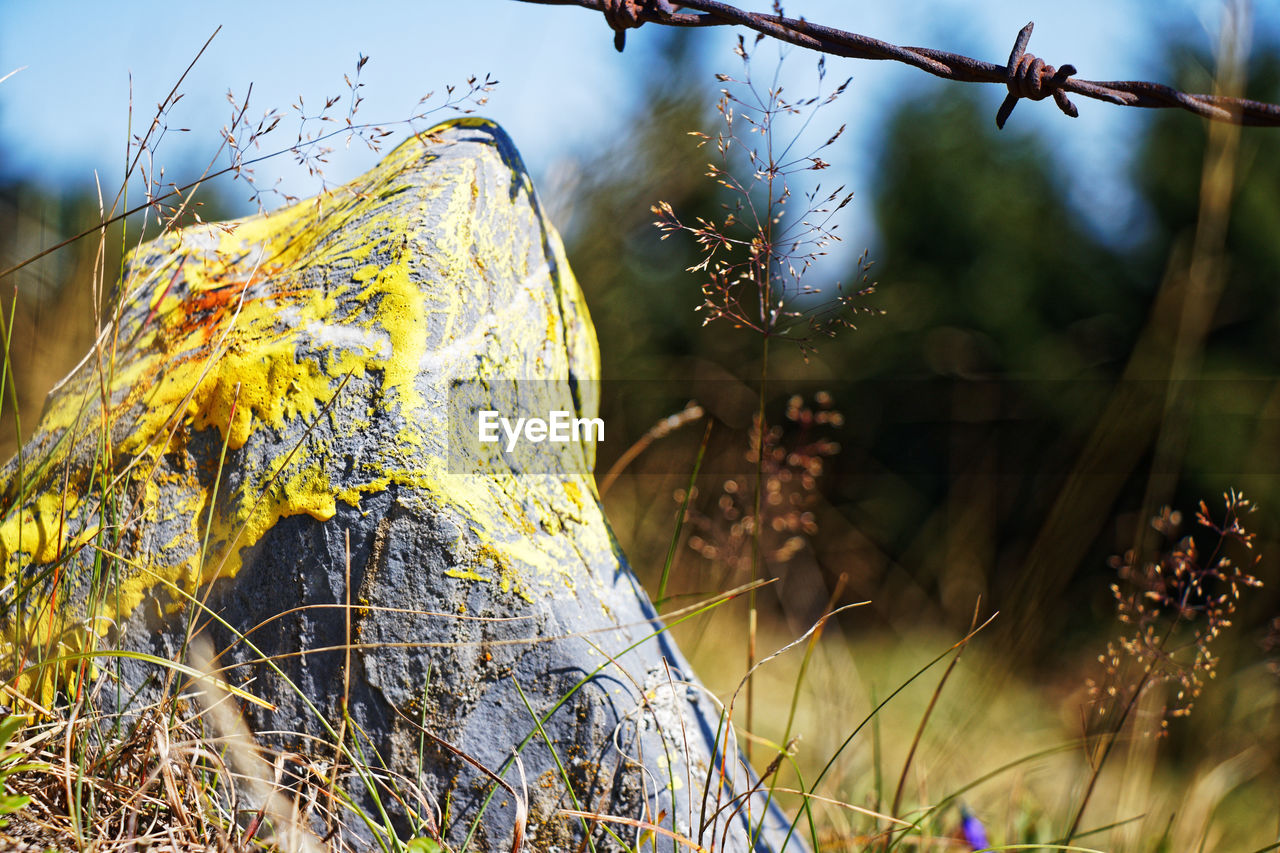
[0, 120, 797, 852]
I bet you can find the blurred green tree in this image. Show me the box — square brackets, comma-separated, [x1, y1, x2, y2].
[820, 41, 1280, 663]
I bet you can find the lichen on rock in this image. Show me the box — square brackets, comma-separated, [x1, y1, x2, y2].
[0, 119, 795, 852]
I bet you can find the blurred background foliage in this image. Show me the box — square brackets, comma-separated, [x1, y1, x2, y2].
[553, 28, 1280, 846]
[3, 21, 1280, 849]
[562, 30, 1280, 647]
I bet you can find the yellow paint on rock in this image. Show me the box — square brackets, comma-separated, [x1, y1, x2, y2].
[0, 118, 606, 697]
[0, 491, 73, 569]
[190, 337, 337, 450]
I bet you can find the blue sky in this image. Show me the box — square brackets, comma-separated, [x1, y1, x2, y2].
[2, 1, 1274, 249]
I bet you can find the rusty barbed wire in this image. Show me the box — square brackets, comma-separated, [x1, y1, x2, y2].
[517, 0, 1280, 128]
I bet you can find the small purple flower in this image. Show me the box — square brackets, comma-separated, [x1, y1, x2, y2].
[960, 805, 989, 851]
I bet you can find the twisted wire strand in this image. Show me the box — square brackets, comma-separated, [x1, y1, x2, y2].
[517, 0, 1280, 128]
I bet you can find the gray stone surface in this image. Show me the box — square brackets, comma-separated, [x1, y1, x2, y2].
[0, 119, 799, 852]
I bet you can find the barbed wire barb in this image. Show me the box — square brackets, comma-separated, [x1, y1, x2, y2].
[515, 0, 1280, 128]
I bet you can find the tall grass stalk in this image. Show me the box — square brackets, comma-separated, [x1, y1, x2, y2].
[654, 35, 873, 776]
